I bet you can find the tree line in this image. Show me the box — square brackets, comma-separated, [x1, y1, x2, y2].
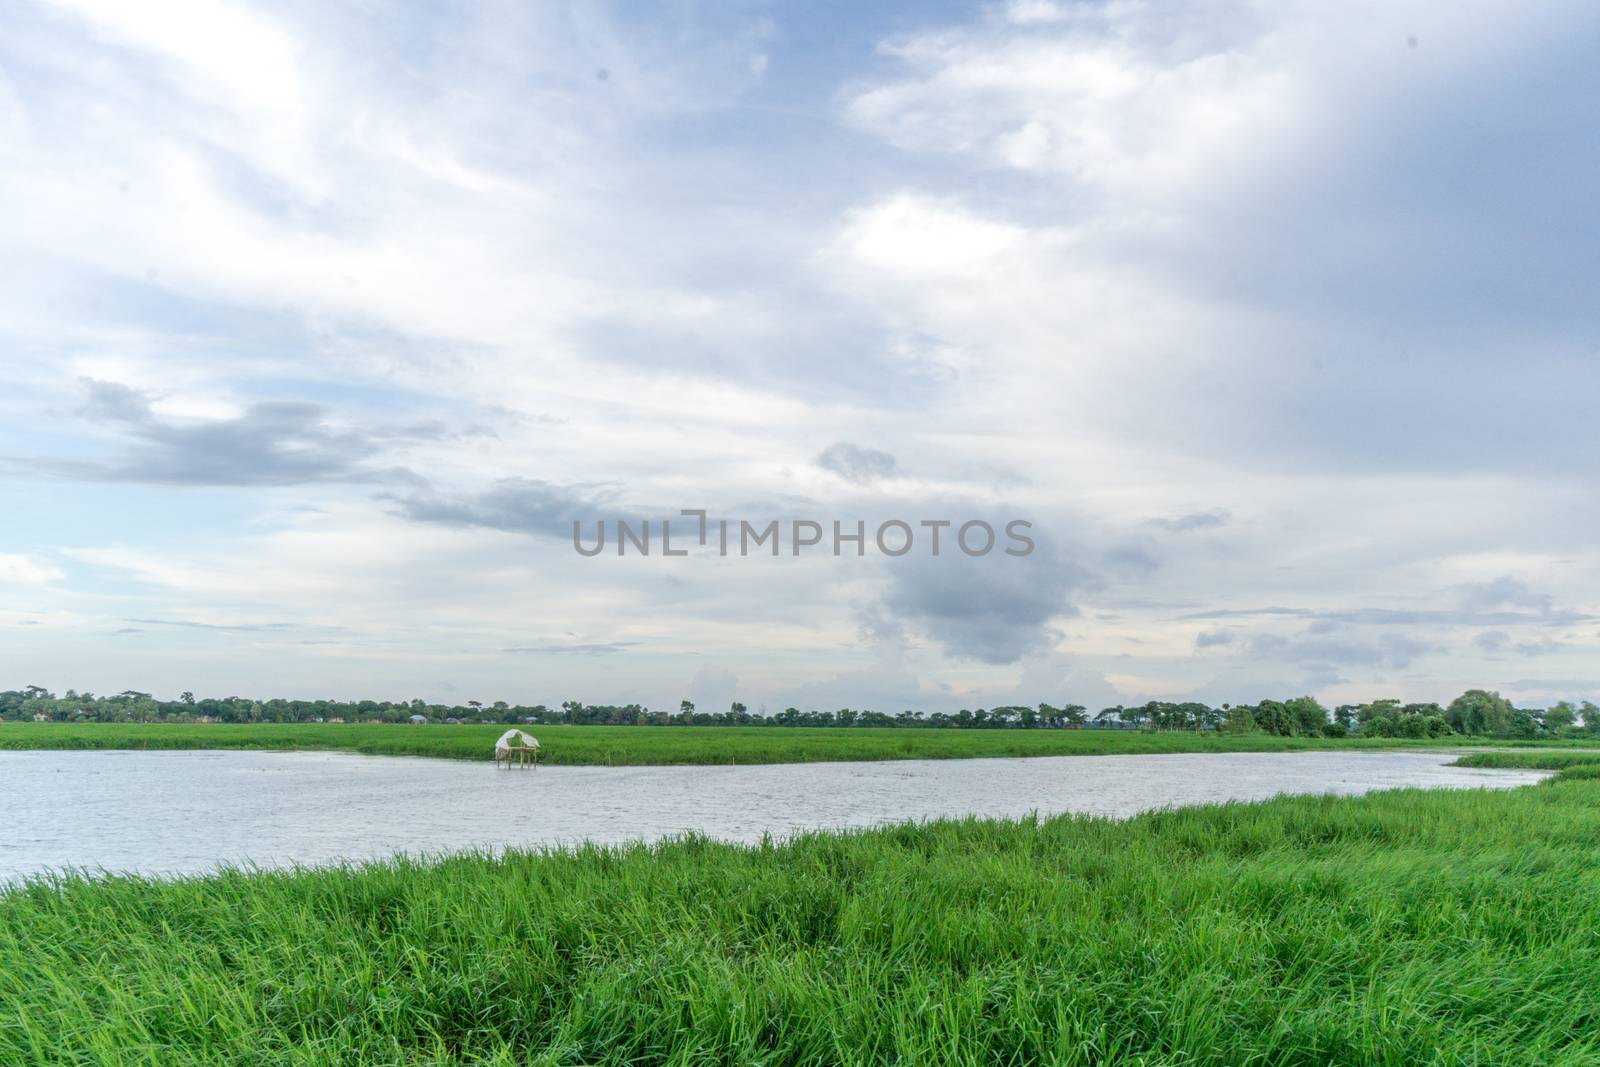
[1, 686, 1594, 739]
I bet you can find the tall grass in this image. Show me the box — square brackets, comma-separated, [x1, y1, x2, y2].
[0, 721, 1573, 766]
[4, 771, 1599, 1064]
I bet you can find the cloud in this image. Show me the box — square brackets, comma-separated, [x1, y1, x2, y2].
[815, 442, 898, 484]
[504, 642, 637, 655]
[1247, 629, 1434, 670]
[1457, 576, 1553, 614]
[1474, 630, 1510, 654]
[126, 617, 300, 633]
[1182, 605, 1591, 628]
[1147, 509, 1229, 533]
[686, 665, 739, 713]
[385, 478, 613, 539]
[0, 554, 63, 585]
[1103, 544, 1159, 578]
[19, 379, 430, 487]
[1195, 628, 1234, 649]
[880, 527, 1097, 664]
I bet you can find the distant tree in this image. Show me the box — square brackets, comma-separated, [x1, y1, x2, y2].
[1221, 705, 1257, 734]
[1446, 689, 1514, 736]
[1505, 708, 1540, 739]
[1581, 702, 1600, 734]
[1283, 696, 1329, 737]
[1364, 715, 1395, 738]
[180, 691, 195, 705]
[1357, 699, 1403, 725]
[1543, 701, 1577, 734]
[1396, 714, 1428, 739]
[1252, 700, 1292, 736]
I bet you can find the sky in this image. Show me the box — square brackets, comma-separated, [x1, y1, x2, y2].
[2, 0, 1598, 713]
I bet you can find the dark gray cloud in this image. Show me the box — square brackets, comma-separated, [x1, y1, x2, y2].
[386, 478, 613, 538]
[815, 442, 897, 484]
[1248, 629, 1434, 670]
[1476, 629, 1570, 657]
[879, 530, 1098, 664]
[20, 379, 432, 487]
[1146, 510, 1229, 533]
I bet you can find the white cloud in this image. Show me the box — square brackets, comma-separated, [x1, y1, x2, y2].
[0, 554, 63, 585]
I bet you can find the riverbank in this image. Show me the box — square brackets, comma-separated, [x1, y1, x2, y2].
[3, 756, 1597, 1064]
[4, 721, 1597, 766]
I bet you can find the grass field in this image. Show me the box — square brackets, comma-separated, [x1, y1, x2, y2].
[3, 755, 1599, 1064]
[2, 720, 1589, 766]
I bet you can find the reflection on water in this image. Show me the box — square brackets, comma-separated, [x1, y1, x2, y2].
[0, 749, 1546, 882]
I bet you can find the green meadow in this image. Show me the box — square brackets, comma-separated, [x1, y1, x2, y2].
[0, 720, 1586, 765]
[2, 753, 1599, 1064]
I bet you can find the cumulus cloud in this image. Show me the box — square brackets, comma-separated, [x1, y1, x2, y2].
[815, 442, 898, 484]
[385, 478, 614, 539]
[879, 527, 1098, 664]
[19, 379, 430, 487]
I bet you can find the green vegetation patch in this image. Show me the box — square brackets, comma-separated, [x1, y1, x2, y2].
[0, 720, 1542, 765]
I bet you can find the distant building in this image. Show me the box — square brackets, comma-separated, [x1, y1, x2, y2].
[32, 713, 50, 722]
[409, 714, 427, 724]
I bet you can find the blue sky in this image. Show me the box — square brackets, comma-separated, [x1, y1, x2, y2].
[2, 0, 1597, 712]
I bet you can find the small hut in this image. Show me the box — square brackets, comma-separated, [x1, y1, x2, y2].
[494, 729, 540, 767]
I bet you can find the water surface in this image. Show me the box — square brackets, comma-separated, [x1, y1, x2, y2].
[0, 749, 1545, 882]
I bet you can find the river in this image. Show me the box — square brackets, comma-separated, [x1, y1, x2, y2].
[0, 749, 1546, 882]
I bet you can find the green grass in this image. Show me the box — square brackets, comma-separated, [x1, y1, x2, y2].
[3, 766, 1599, 1064]
[1453, 750, 1600, 773]
[3, 721, 1588, 766]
